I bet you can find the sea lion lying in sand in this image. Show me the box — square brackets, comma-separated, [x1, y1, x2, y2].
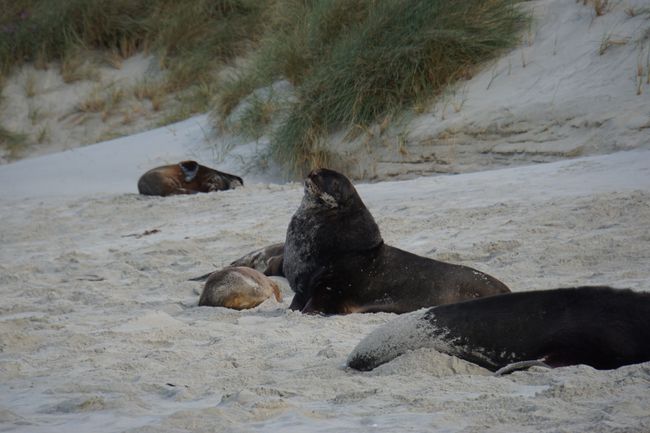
[188, 243, 285, 283]
[230, 243, 285, 276]
[282, 168, 510, 314]
[198, 266, 282, 310]
[347, 286, 650, 373]
[138, 160, 243, 196]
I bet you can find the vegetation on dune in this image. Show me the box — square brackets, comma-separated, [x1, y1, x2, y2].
[0, 0, 267, 122]
[0, 125, 27, 160]
[217, 0, 527, 177]
[0, 0, 526, 176]
[0, 0, 265, 73]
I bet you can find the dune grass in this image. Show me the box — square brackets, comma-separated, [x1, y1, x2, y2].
[1, 0, 526, 175]
[0, 0, 266, 72]
[0, 0, 267, 123]
[217, 0, 527, 177]
[0, 125, 27, 160]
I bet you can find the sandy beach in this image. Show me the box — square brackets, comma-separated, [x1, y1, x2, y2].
[1, 149, 649, 432]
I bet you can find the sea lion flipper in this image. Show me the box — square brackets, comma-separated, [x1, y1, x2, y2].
[493, 359, 552, 376]
[188, 271, 214, 282]
[288, 292, 307, 311]
[271, 283, 283, 302]
[301, 298, 316, 314]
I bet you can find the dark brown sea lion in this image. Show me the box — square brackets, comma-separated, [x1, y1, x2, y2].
[137, 160, 243, 196]
[282, 168, 510, 315]
[347, 286, 650, 373]
[198, 266, 282, 309]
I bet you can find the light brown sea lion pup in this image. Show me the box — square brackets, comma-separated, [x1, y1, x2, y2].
[198, 266, 283, 310]
[138, 160, 243, 196]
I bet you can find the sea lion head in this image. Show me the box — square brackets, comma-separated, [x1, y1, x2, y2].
[179, 160, 200, 182]
[303, 168, 361, 210]
[187, 161, 244, 191]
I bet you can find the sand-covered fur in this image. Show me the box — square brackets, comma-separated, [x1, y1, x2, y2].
[199, 266, 282, 309]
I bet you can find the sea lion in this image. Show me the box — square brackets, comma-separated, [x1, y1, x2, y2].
[347, 286, 650, 372]
[198, 266, 282, 309]
[138, 160, 243, 196]
[282, 168, 510, 314]
[188, 243, 285, 282]
[230, 243, 285, 276]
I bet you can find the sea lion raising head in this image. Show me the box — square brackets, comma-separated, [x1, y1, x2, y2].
[303, 168, 365, 209]
[282, 168, 509, 315]
[138, 160, 243, 196]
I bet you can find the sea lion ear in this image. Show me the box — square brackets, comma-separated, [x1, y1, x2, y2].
[179, 161, 199, 182]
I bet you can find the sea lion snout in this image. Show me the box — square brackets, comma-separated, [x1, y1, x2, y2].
[304, 176, 320, 196]
[305, 168, 345, 208]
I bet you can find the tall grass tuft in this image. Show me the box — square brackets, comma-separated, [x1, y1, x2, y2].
[0, 0, 267, 68]
[0, 125, 27, 160]
[218, 0, 527, 177]
[0, 0, 267, 91]
[0, 0, 270, 130]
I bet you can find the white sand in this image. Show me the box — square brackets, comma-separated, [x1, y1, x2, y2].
[2, 0, 650, 431]
[1, 149, 649, 432]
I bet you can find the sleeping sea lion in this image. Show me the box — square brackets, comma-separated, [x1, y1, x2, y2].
[198, 266, 282, 309]
[230, 243, 285, 276]
[188, 243, 285, 282]
[347, 286, 650, 372]
[282, 168, 510, 314]
[138, 160, 243, 196]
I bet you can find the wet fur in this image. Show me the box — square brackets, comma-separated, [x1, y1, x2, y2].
[282, 168, 510, 315]
[138, 160, 243, 196]
[347, 286, 650, 371]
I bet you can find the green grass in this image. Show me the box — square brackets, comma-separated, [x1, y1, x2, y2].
[0, 0, 267, 70]
[1, 0, 527, 176]
[217, 0, 527, 177]
[224, 90, 282, 140]
[0, 125, 27, 160]
[0, 0, 268, 112]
